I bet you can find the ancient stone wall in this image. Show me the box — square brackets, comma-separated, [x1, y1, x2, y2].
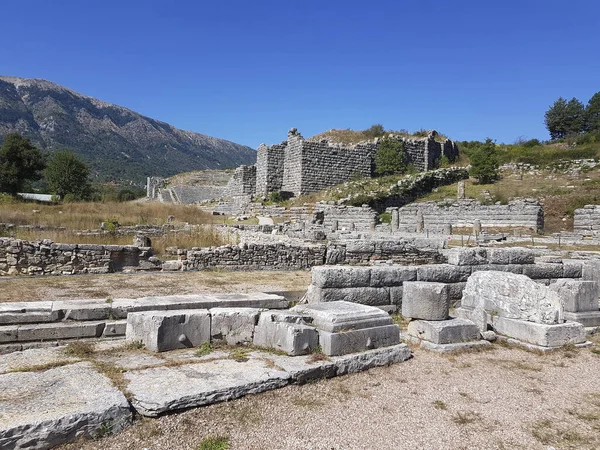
[227, 128, 460, 200]
[574, 205, 600, 236]
[318, 204, 378, 231]
[306, 247, 585, 310]
[178, 237, 445, 271]
[0, 238, 160, 276]
[394, 199, 544, 232]
[224, 165, 256, 197]
[256, 143, 286, 197]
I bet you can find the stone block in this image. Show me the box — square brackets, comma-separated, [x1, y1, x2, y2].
[291, 301, 392, 332]
[0, 362, 131, 449]
[162, 260, 182, 271]
[331, 343, 411, 375]
[317, 287, 390, 306]
[103, 320, 127, 337]
[522, 263, 564, 279]
[17, 322, 106, 342]
[582, 260, 600, 283]
[402, 282, 450, 320]
[52, 299, 111, 321]
[447, 247, 488, 266]
[563, 311, 600, 327]
[311, 266, 370, 288]
[492, 316, 585, 347]
[369, 265, 417, 287]
[563, 260, 583, 278]
[318, 324, 400, 356]
[417, 264, 471, 283]
[125, 358, 290, 417]
[253, 312, 318, 355]
[390, 286, 403, 306]
[0, 326, 19, 343]
[406, 318, 480, 344]
[461, 271, 563, 325]
[125, 309, 210, 352]
[549, 279, 598, 312]
[210, 307, 262, 345]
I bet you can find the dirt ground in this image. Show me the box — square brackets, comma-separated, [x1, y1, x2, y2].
[0, 270, 312, 302]
[59, 340, 600, 450]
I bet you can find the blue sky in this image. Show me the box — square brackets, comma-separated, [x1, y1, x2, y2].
[2, 0, 599, 148]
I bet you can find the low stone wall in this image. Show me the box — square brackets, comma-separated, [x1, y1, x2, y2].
[574, 205, 600, 236]
[394, 199, 543, 232]
[0, 238, 160, 276]
[177, 237, 446, 271]
[182, 242, 327, 271]
[305, 247, 585, 310]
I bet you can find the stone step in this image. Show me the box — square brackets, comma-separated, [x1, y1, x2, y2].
[0, 293, 289, 326]
[0, 321, 107, 344]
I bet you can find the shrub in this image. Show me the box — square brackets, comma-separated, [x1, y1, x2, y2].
[375, 137, 406, 176]
[469, 138, 499, 184]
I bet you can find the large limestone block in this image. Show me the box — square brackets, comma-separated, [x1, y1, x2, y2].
[549, 279, 599, 313]
[17, 321, 106, 342]
[210, 307, 262, 345]
[582, 259, 600, 283]
[492, 316, 585, 347]
[461, 271, 563, 325]
[311, 266, 371, 288]
[417, 264, 471, 283]
[126, 309, 210, 352]
[291, 301, 392, 332]
[253, 312, 318, 355]
[125, 358, 290, 417]
[306, 286, 390, 306]
[447, 248, 488, 266]
[402, 282, 450, 320]
[0, 362, 131, 449]
[369, 266, 417, 287]
[563, 311, 600, 327]
[407, 318, 480, 344]
[487, 247, 534, 265]
[318, 324, 400, 356]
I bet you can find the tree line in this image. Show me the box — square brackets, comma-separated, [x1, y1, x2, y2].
[545, 92, 600, 140]
[0, 133, 142, 202]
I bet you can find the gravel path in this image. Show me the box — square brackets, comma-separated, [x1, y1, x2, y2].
[61, 341, 600, 450]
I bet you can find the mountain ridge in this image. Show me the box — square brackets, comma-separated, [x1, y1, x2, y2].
[0, 76, 256, 183]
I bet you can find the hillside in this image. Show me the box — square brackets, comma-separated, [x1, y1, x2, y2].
[0, 76, 256, 183]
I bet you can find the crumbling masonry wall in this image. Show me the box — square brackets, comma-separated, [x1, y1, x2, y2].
[0, 238, 159, 276]
[224, 165, 256, 197]
[235, 128, 459, 199]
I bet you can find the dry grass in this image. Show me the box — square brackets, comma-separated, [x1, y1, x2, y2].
[0, 199, 217, 230]
[0, 270, 311, 303]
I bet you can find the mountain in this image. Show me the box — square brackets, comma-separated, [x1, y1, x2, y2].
[0, 76, 256, 183]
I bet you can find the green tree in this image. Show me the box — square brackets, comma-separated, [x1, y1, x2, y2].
[362, 124, 386, 139]
[0, 134, 46, 195]
[544, 97, 585, 139]
[585, 92, 600, 133]
[374, 137, 406, 176]
[469, 138, 499, 184]
[44, 150, 92, 200]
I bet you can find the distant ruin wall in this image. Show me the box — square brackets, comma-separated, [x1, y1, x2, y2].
[395, 199, 544, 232]
[224, 165, 256, 197]
[0, 238, 160, 276]
[574, 205, 600, 236]
[256, 143, 286, 197]
[245, 128, 460, 199]
[147, 177, 167, 199]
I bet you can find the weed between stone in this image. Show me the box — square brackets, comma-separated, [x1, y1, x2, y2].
[197, 435, 230, 450]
